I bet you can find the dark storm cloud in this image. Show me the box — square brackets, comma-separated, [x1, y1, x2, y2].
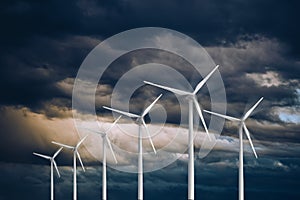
[207, 37, 300, 101]
[0, 0, 299, 122]
[0, 1, 299, 200]
[97, 48, 198, 123]
[0, 35, 100, 114]
[202, 37, 300, 143]
[81, 0, 300, 57]
[1, 0, 299, 54]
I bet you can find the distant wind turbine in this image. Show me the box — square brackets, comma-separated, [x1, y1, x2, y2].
[204, 97, 263, 200]
[103, 94, 162, 200]
[144, 65, 219, 200]
[84, 116, 121, 200]
[52, 136, 88, 200]
[33, 147, 63, 200]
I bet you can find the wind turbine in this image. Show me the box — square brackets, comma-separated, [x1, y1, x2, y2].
[203, 97, 263, 200]
[33, 147, 63, 200]
[144, 65, 219, 200]
[52, 136, 88, 200]
[103, 94, 162, 200]
[84, 116, 121, 200]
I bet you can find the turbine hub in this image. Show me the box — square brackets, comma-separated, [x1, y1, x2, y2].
[135, 118, 142, 124]
[185, 95, 194, 101]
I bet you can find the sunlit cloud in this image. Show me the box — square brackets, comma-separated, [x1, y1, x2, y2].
[246, 71, 288, 88]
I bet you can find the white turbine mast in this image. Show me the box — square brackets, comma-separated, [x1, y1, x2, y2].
[204, 97, 263, 200]
[52, 136, 88, 200]
[33, 147, 63, 200]
[144, 65, 219, 200]
[103, 94, 162, 200]
[84, 116, 121, 200]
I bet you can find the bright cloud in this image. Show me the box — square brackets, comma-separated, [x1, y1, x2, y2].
[246, 71, 287, 88]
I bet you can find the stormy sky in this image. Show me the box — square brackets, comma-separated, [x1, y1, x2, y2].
[0, 0, 299, 200]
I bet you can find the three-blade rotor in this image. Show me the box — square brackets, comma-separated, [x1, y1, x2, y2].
[83, 115, 122, 164]
[103, 94, 163, 154]
[144, 65, 220, 140]
[52, 136, 88, 171]
[203, 97, 263, 158]
[33, 147, 63, 177]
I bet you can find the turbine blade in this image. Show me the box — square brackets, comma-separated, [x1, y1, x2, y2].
[243, 97, 264, 120]
[33, 153, 51, 160]
[193, 65, 219, 94]
[76, 135, 88, 149]
[52, 141, 74, 149]
[144, 81, 192, 96]
[53, 147, 63, 159]
[103, 106, 140, 118]
[142, 119, 157, 154]
[141, 94, 162, 117]
[105, 115, 122, 134]
[242, 123, 258, 158]
[76, 151, 85, 172]
[53, 160, 60, 178]
[105, 135, 118, 164]
[193, 97, 211, 140]
[203, 110, 241, 122]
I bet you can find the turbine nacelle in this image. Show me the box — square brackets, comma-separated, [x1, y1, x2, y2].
[143, 65, 220, 141]
[144, 65, 220, 200]
[83, 116, 122, 164]
[135, 117, 143, 124]
[52, 136, 88, 172]
[33, 147, 63, 177]
[103, 94, 163, 154]
[33, 147, 63, 200]
[204, 97, 263, 158]
[184, 94, 196, 101]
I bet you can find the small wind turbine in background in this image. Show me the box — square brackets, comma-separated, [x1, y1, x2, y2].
[103, 94, 162, 200]
[204, 97, 263, 200]
[84, 116, 121, 200]
[144, 65, 219, 200]
[33, 147, 63, 200]
[52, 136, 88, 200]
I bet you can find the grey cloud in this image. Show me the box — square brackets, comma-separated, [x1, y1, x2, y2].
[0, 1, 299, 199]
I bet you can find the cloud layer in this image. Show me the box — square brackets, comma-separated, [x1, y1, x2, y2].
[0, 0, 299, 199]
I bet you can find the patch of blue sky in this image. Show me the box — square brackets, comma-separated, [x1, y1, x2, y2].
[279, 89, 300, 123]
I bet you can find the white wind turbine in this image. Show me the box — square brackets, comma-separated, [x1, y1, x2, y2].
[144, 65, 219, 200]
[52, 136, 88, 200]
[103, 94, 162, 200]
[204, 97, 263, 200]
[84, 116, 121, 200]
[33, 147, 63, 200]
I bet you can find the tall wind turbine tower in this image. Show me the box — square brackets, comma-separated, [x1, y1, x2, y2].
[144, 65, 219, 200]
[33, 147, 63, 200]
[204, 97, 263, 200]
[52, 136, 88, 200]
[84, 116, 121, 200]
[103, 94, 162, 200]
